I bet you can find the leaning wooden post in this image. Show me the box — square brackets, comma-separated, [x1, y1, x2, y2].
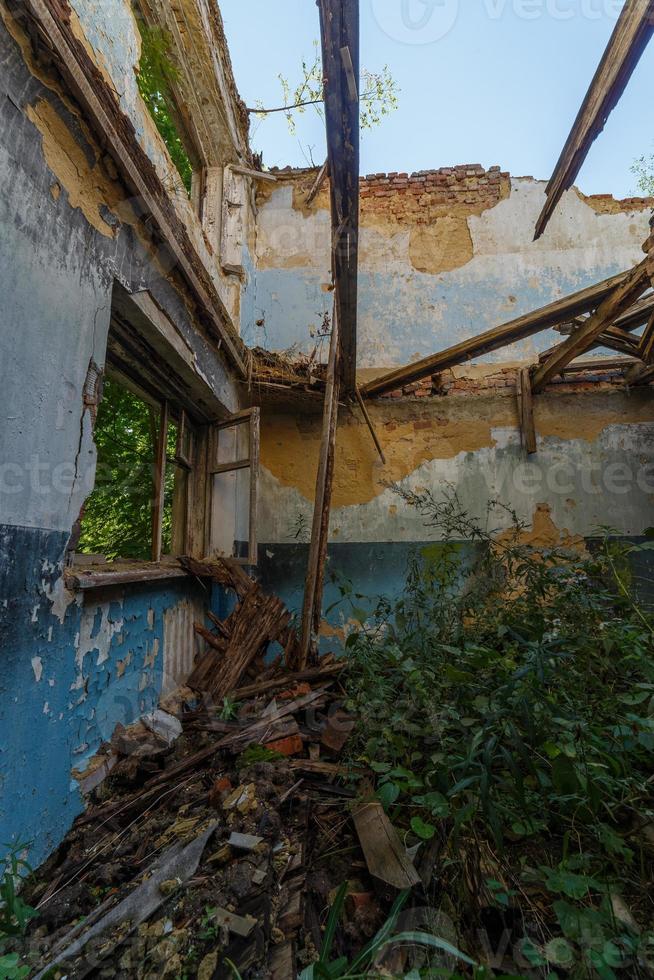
[516, 368, 537, 455]
[299, 311, 341, 668]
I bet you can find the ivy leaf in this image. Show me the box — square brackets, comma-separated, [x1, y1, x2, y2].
[410, 816, 436, 840]
[415, 791, 450, 818]
[377, 782, 400, 808]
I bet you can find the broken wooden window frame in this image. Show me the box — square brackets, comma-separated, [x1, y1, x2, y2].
[206, 407, 260, 566]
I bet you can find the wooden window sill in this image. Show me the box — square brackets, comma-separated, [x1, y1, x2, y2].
[65, 559, 188, 591]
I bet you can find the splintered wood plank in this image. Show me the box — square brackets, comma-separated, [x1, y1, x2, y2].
[517, 368, 537, 455]
[534, 0, 654, 238]
[360, 269, 633, 398]
[352, 801, 420, 890]
[306, 158, 329, 206]
[299, 312, 341, 668]
[638, 309, 654, 363]
[532, 260, 650, 391]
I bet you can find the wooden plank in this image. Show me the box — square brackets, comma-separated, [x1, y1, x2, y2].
[539, 324, 640, 364]
[306, 159, 329, 206]
[231, 662, 345, 701]
[299, 313, 341, 668]
[534, 0, 654, 239]
[319, 0, 360, 392]
[532, 260, 650, 391]
[626, 361, 654, 385]
[352, 801, 420, 890]
[638, 309, 654, 362]
[600, 325, 641, 355]
[360, 269, 632, 398]
[216, 688, 329, 749]
[22, 0, 247, 376]
[560, 357, 637, 374]
[269, 942, 295, 980]
[65, 564, 188, 590]
[517, 368, 537, 455]
[151, 400, 169, 563]
[355, 387, 386, 463]
[614, 293, 654, 332]
[625, 312, 654, 383]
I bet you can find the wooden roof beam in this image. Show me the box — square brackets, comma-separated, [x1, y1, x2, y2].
[318, 0, 360, 393]
[360, 268, 633, 398]
[534, 0, 654, 240]
[532, 260, 650, 391]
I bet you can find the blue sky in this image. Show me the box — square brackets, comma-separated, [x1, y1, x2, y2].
[220, 0, 653, 197]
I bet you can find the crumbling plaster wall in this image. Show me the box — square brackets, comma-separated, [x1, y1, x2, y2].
[58, 0, 251, 324]
[248, 167, 653, 367]
[0, 13, 238, 862]
[255, 381, 654, 641]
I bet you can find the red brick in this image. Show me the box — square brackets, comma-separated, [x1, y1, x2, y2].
[265, 734, 303, 757]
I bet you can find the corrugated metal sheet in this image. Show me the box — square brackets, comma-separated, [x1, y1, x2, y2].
[163, 596, 205, 688]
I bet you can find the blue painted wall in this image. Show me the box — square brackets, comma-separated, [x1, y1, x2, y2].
[248, 263, 626, 367]
[0, 524, 208, 866]
[0, 18, 236, 866]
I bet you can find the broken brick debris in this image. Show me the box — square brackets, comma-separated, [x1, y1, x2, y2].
[19, 608, 378, 978]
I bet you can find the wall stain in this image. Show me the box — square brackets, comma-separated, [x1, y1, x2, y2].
[261, 389, 654, 508]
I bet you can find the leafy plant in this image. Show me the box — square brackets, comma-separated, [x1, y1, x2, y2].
[0, 953, 29, 980]
[338, 487, 654, 978]
[0, 843, 36, 938]
[135, 20, 192, 193]
[220, 697, 239, 721]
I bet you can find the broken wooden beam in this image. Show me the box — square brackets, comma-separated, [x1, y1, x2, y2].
[360, 268, 634, 398]
[178, 555, 255, 598]
[532, 260, 650, 391]
[306, 159, 329, 205]
[534, 0, 654, 239]
[355, 387, 385, 463]
[299, 312, 341, 668]
[231, 662, 345, 701]
[517, 367, 537, 455]
[638, 309, 654, 362]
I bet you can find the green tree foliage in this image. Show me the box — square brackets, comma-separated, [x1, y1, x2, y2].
[78, 379, 175, 561]
[632, 154, 654, 197]
[135, 20, 193, 194]
[251, 40, 399, 136]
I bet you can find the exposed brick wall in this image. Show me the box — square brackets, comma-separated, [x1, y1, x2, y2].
[381, 366, 629, 400]
[359, 165, 510, 220]
[266, 164, 653, 220]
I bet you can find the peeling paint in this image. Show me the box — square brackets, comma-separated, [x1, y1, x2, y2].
[261, 389, 654, 508]
[26, 98, 122, 238]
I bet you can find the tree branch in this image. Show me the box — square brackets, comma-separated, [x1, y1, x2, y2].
[248, 90, 379, 116]
[247, 98, 324, 115]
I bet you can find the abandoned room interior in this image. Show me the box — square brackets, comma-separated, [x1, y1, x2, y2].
[2, 0, 654, 976]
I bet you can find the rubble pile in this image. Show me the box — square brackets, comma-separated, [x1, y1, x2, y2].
[15, 559, 406, 979]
